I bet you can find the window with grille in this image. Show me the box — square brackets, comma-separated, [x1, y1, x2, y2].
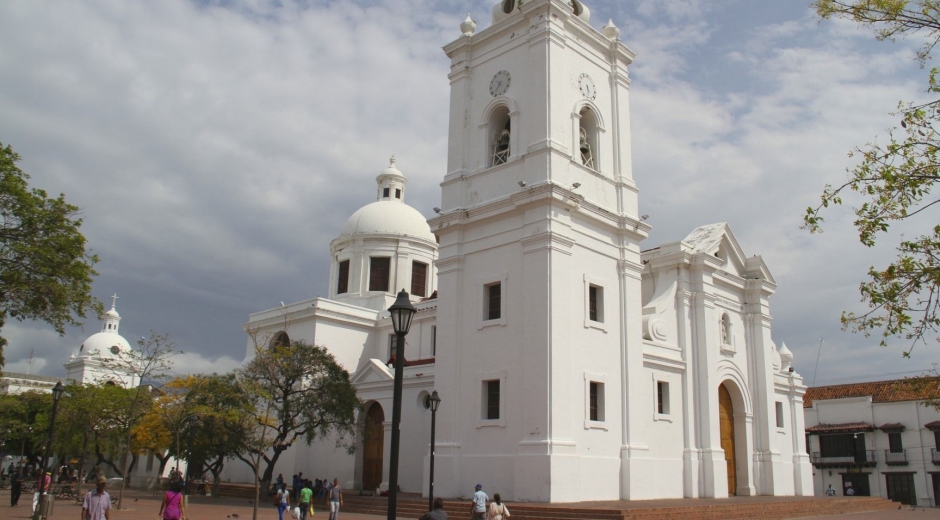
[369, 257, 391, 292]
[589, 381, 605, 421]
[486, 282, 501, 320]
[589, 284, 603, 322]
[484, 380, 500, 420]
[337, 260, 350, 294]
[411, 261, 428, 297]
[657, 381, 670, 415]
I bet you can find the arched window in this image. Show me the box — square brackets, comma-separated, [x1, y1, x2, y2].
[578, 107, 599, 170]
[488, 105, 512, 167]
[270, 331, 290, 349]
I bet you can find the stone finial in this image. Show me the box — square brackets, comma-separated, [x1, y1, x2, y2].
[603, 18, 620, 40]
[461, 14, 477, 36]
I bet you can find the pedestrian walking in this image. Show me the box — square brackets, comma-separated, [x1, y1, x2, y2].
[486, 493, 509, 520]
[81, 476, 111, 520]
[10, 466, 23, 506]
[298, 481, 313, 520]
[470, 484, 488, 520]
[419, 497, 447, 520]
[327, 478, 343, 520]
[32, 469, 51, 515]
[275, 483, 291, 520]
[158, 479, 186, 520]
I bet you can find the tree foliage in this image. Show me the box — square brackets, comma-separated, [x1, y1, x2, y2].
[0, 142, 101, 367]
[237, 339, 360, 487]
[807, 0, 940, 354]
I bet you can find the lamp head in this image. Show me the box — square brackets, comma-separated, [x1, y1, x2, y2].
[388, 289, 417, 335]
[433, 207, 441, 213]
[572, 182, 581, 189]
[51, 381, 65, 402]
[429, 390, 441, 412]
[518, 181, 527, 188]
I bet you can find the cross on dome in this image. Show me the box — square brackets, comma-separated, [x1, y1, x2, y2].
[111, 293, 119, 309]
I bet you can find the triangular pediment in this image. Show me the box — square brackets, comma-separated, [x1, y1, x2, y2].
[350, 358, 394, 385]
[682, 222, 774, 283]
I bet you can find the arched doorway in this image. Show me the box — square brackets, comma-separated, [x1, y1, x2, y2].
[719, 383, 737, 495]
[362, 402, 385, 492]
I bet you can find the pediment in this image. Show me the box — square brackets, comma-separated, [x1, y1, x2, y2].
[351, 358, 393, 385]
[683, 222, 775, 283]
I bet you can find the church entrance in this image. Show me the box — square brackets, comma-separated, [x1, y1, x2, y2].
[362, 402, 385, 492]
[719, 383, 737, 495]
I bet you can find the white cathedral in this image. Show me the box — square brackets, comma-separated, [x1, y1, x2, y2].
[221, 0, 814, 502]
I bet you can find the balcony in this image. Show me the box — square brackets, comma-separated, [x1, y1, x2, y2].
[884, 449, 908, 466]
[931, 448, 940, 464]
[811, 450, 877, 468]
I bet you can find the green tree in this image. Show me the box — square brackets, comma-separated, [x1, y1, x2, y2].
[0, 142, 101, 367]
[237, 339, 360, 494]
[806, 1, 940, 354]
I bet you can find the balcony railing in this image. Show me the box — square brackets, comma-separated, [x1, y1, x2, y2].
[931, 448, 940, 464]
[811, 450, 877, 468]
[884, 449, 908, 466]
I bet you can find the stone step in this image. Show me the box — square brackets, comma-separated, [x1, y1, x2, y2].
[338, 496, 900, 520]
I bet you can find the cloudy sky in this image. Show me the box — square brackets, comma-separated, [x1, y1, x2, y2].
[1, 0, 938, 386]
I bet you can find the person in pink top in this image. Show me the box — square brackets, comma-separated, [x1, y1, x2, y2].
[158, 479, 186, 520]
[32, 469, 51, 515]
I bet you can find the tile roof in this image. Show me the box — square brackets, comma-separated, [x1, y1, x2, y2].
[925, 421, 940, 431]
[805, 422, 875, 434]
[804, 377, 940, 408]
[878, 423, 905, 431]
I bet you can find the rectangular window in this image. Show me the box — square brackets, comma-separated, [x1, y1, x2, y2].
[411, 261, 428, 297]
[395, 188, 401, 199]
[934, 430, 940, 449]
[819, 434, 858, 458]
[889, 432, 903, 453]
[383, 187, 390, 198]
[657, 381, 670, 415]
[589, 381, 605, 422]
[775, 402, 785, 428]
[431, 326, 437, 356]
[369, 257, 391, 292]
[486, 282, 501, 320]
[484, 380, 500, 420]
[589, 285, 603, 322]
[337, 260, 350, 294]
[388, 334, 398, 359]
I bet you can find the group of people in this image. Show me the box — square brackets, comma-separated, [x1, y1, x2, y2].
[274, 477, 343, 520]
[418, 483, 510, 520]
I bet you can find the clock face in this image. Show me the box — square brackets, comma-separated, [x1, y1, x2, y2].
[489, 70, 511, 97]
[110, 345, 121, 355]
[579, 73, 596, 100]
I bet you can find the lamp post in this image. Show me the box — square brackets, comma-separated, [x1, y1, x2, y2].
[386, 289, 416, 520]
[426, 390, 440, 511]
[33, 381, 64, 520]
[184, 416, 198, 488]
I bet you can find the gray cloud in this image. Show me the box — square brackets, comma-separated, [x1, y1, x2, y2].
[2, 0, 938, 385]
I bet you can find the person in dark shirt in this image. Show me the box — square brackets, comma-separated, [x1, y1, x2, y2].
[420, 497, 447, 520]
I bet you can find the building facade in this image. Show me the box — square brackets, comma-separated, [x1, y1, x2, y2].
[221, 0, 813, 502]
[805, 379, 940, 507]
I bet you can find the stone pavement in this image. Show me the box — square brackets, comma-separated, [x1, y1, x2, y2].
[4, 488, 940, 520]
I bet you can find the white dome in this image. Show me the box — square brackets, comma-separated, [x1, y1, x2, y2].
[79, 332, 132, 359]
[340, 200, 435, 243]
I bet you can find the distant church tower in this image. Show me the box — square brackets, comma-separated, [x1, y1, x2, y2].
[65, 294, 140, 388]
[429, 0, 649, 502]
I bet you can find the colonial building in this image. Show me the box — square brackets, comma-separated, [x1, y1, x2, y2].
[804, 378, 940, 507]
[221, 0, 814, 502]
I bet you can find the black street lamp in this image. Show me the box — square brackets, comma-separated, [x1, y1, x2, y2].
[426, 390, 441, 511]
[386, 289, 416, 520]
[33, 381, 64, 520]
[185, 416, 198, 487]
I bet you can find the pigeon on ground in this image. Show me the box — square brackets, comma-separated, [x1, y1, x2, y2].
[232, 514, 240, 519]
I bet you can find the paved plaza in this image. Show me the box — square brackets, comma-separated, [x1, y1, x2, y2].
[5, 488, 940, 520]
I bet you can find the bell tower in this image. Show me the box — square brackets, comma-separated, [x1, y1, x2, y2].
[429, 0, 651, 502]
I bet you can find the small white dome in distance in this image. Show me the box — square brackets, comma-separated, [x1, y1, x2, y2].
[603, 18, 619, 39]
[461, 14, 477, 36]
[779, 342, 794, 372]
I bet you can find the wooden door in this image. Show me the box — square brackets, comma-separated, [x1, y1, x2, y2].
[362, 403, 384, 492]
[885, 473, 916, 506]
[719, 384, 737, 495]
